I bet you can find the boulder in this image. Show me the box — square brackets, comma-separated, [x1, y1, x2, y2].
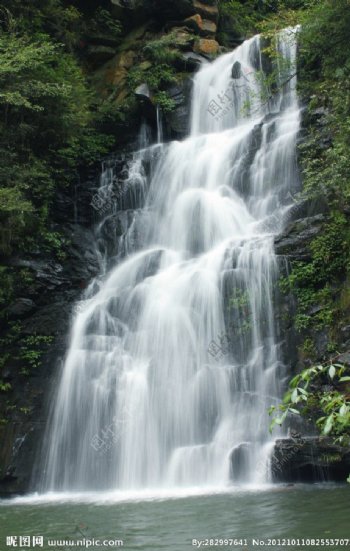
[272, 437, 350, 482]
[231, 61, 242, 79]
[200, 19, 217, 36]
[183, 14, 216, 37]
[193, 0, 219, 22]
[172, 28, 196, 50]
[184, 14, 203, 34]
[193, 38, 219, 56]
[180, 51, 207, 71]
[164, 79, 192, 138]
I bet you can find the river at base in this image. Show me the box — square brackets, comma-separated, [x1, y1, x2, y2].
[0, 485, 349, 550]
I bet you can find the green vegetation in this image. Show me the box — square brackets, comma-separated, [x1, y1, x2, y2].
[270, 361, 350, 446]
[277, 0, 350, 341]
[0, 1, 124, 256]
[19, 334, 54, 373]
[218, 0, 304, 41]
[280, 213, 350, 332]
[126, 31, 195, 112]
[265, 0, 350, 465]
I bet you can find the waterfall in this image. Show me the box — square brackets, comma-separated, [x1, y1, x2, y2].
[41, 29, 300, 491]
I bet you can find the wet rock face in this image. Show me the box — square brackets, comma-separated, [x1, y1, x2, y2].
[0, 165, 107, 496]
[164, 80, 193, 138]
[271, 437, 350, 483]
[274, 214, 325, 260]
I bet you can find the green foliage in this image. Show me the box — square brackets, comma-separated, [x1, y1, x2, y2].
[279, 0, 350, 368]
[269, 361, 350, 448]
[143, 33, 183, 64]
[153, 92, 176, 113]
[297, 0, 350, 204]
[280, 213, 350, 332]
[219, 0, 304, 38]
[0, 380, 11, 392]
[0, 267, 13, 309]
[89, 8, 122, 41]
[125, 31, 192, 112]
[0, 11, 115, 254]
[43, 231, 68, 260]
[219, 0, 270, 36]
[19, 335, 54, 371]
[0, 1, 82, 49]
[127, 62, 177, 112]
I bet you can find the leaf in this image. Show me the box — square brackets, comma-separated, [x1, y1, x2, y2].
[339, 404, 349, 417]
[339, 376, 350, 382]
[272, 409, 288, 429]
[323, 414, 334, 435]
[328, 364, 336, 379]
[289, 408, 300, 415]
[291, 388, 299, 403]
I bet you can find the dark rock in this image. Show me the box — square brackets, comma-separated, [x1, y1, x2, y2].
[313, 329, 330, 359]
[164, 79, 192, 138]
[180, 51, 207, 71]
[86, 45, 116, 65]
[336, 352, 350, 366]
[184, 14, 203, 34]
[172, 28, 196, 50]
[21, 302, 72, 336]
[272, 437, 350, 482]
[85, 34, 121, 48]
[184, 14, 217, 38]
[142, 0, 196, 20]
[200, 19, 217, 36]
[7, 298, 36, 319]
[340, 325, 350, 339]
[231, 61, 242, 79]
[305, 106, 330, 126]
[135, 83, 156, 122]
[274, 214, 325, 260]
[193, 0, 219, 22]
[230, 443, 250, 481]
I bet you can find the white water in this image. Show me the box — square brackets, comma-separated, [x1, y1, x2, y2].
[42, 30, 300, 492]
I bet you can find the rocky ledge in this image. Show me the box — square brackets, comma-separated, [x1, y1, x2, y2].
[271, 437, 350, 483]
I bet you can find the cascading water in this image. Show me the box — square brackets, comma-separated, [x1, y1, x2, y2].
[41, 29, 301, 491]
